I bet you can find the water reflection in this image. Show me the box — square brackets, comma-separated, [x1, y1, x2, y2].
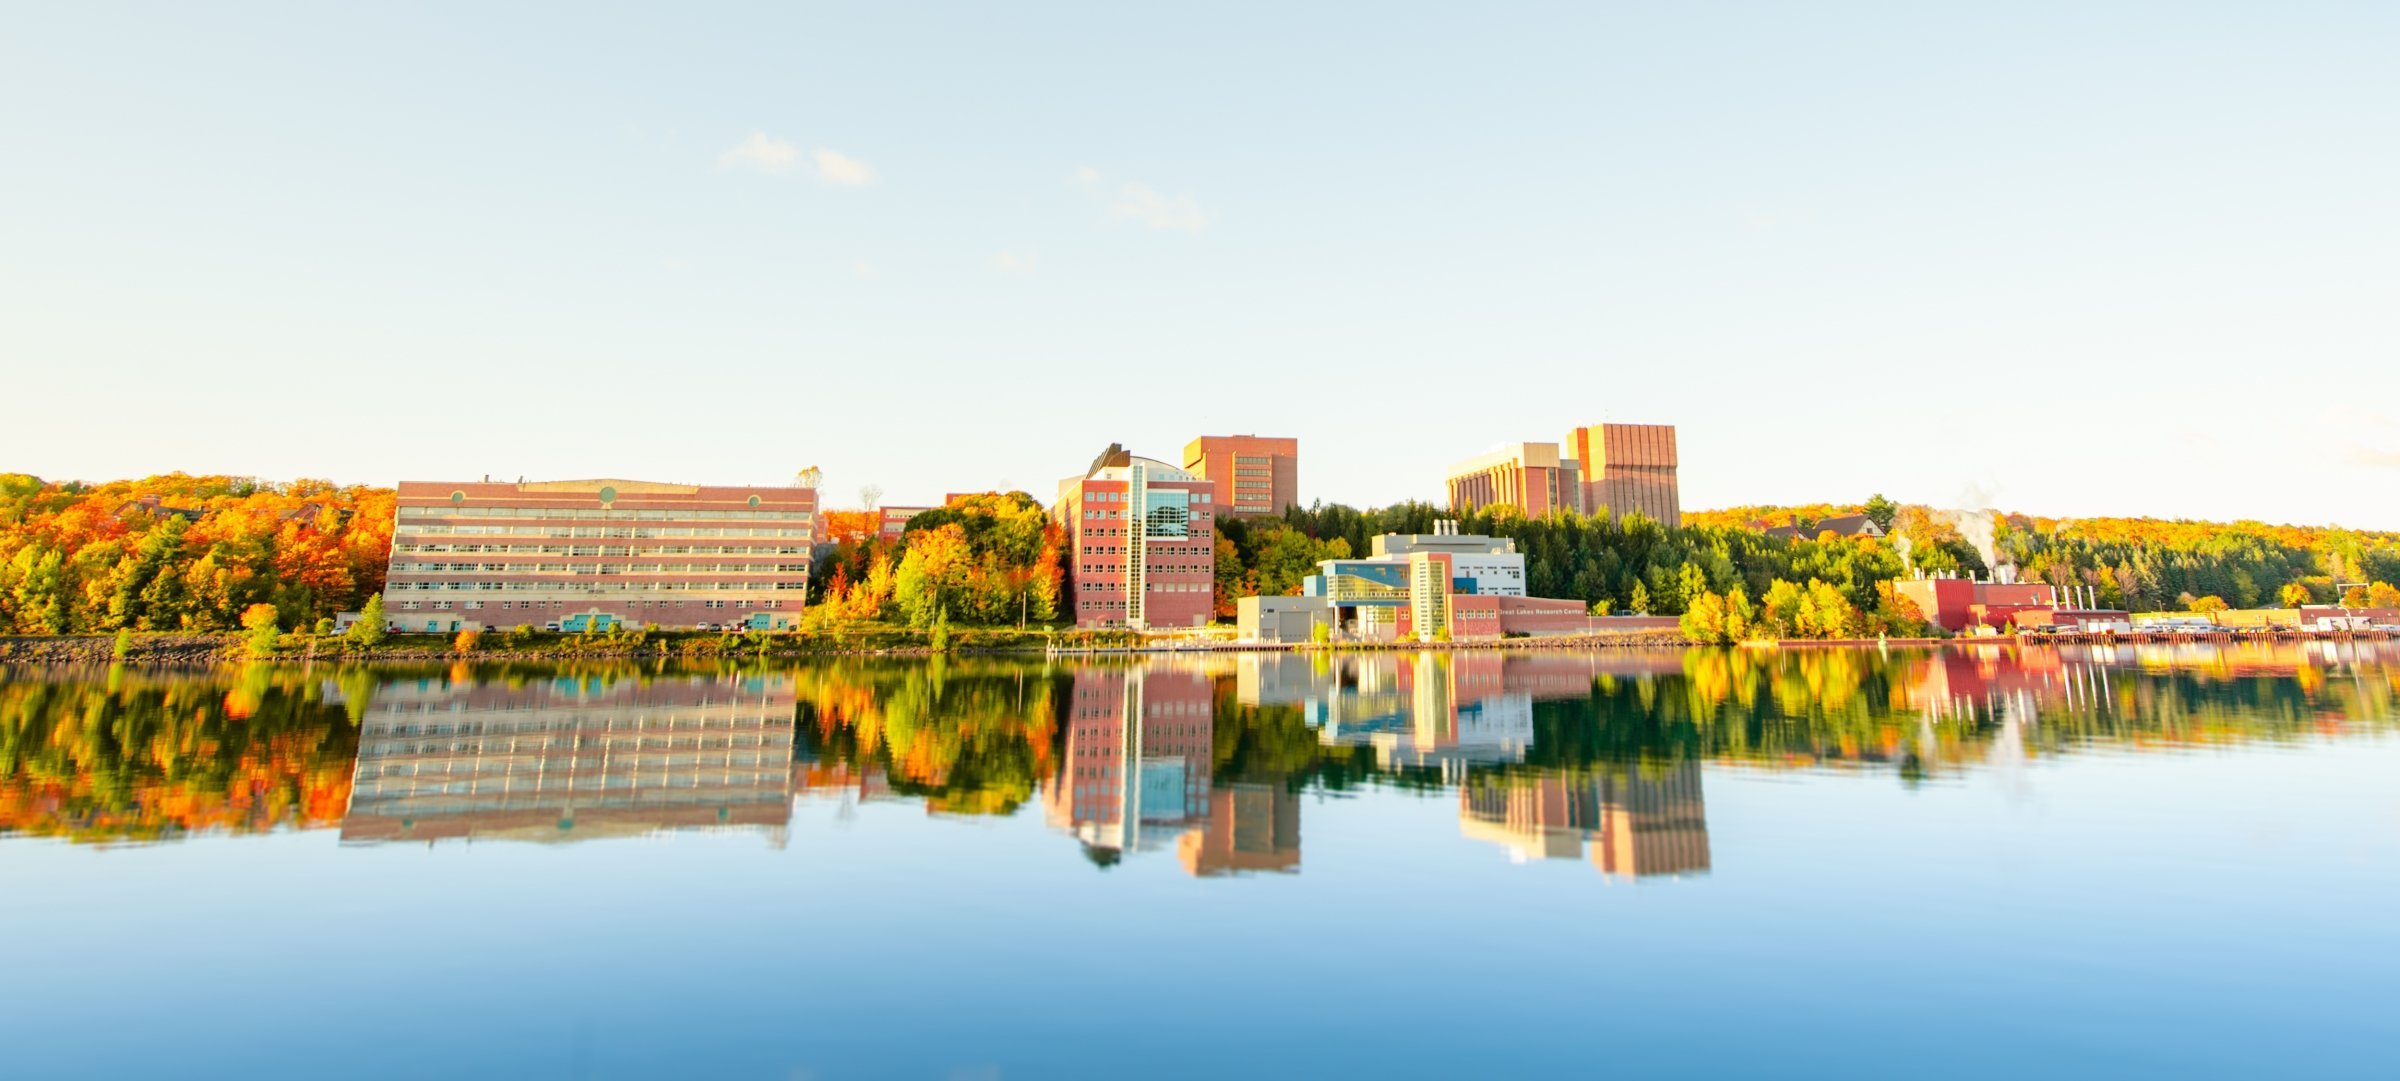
[343, 672, 799, 846]
[1459, 763, 1710, 877]
[3, 641, 2395, 857]
[1046, 667, 1222, 867]
[0, 664, 361, 842]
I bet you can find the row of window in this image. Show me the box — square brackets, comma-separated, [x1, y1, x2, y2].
[395, 597, 790, 611]
[1080, 569, 1209, 586]
[1079, 547, 1209, 561]
[393, 526, 806, 538]
[395, 562, 806, 574]
[1084, 490, 1212, 504]
[401, 506, 813, 522]
[356, 763, 786, 783]
[366, 718, 780, 736]
[394, 542, 810, 556]
[366, 735, 781, 756]
[390, 581, 805, 592]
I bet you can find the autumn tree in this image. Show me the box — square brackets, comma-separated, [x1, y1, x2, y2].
[1681, 591, 1730, 644]
[0, 473, 392, 634]
[240, 603, 281, 658]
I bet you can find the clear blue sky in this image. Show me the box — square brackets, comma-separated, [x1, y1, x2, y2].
[4, 2, 2395, 526]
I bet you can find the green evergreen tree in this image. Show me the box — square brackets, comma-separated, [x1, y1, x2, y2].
[347, 594, 387, 649]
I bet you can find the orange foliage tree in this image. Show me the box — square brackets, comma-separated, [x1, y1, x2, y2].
[0, 473, 394, 634]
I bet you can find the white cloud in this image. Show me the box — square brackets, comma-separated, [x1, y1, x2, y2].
[718, 134, 875, 186]
[719, 131, 800, 173]
[1107, 182, 1208, 232]
[814, 148, 875, 186]
[1070, 167, 1210, 232]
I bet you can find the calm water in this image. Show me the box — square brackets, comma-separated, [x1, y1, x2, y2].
[4, 643, 2397, 1080]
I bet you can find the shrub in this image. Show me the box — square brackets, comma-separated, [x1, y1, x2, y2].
[348, 595, 388, 650]
[240, 603, 281, 659]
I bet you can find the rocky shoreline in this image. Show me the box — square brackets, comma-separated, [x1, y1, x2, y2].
[0, 634, 236, 666]
[0, 633, 1045, 667]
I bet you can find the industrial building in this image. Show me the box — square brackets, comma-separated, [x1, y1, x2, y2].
[1892, 572, 2128, 633]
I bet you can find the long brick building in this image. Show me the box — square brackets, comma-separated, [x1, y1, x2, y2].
[378, 477, 816, 634]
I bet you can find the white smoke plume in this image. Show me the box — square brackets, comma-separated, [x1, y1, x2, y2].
[1947, 509, 2000, 572]
[1940, 482, 2004, 575]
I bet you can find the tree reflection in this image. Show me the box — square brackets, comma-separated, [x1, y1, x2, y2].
[4, 641, 2393, 861]
[0, 664, 356, 842]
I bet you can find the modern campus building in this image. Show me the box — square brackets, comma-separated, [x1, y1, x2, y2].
[1444, 442, 1585, 519]
[1183, 434, 1299, 518]
[1054, 445, 1218, 630]
[1235, 523, 1665, 643]
[341, 672, 799, 845]
[378, 477, 817, 634]
[1563, 423, 1681, 527]
[1444, 423, 1682, 527]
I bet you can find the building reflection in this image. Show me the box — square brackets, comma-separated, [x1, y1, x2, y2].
[1043, 666, 1227, 867]
[1458, 762, 1711, 878]
[1043, 652, 1711, 879]
[342, 672, 798, 846]
[1179, 782, 1301, 876]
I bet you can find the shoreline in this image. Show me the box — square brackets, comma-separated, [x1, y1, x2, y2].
[6, 626, 2391, 670]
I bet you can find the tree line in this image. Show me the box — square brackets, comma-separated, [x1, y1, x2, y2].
[9, 472, 2394, 640]
[1210, 499, 1983, 620]
[0, 474, 393, 635]
[1998, 514, 2400, 612]
[1216, 498, 2400, 619]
